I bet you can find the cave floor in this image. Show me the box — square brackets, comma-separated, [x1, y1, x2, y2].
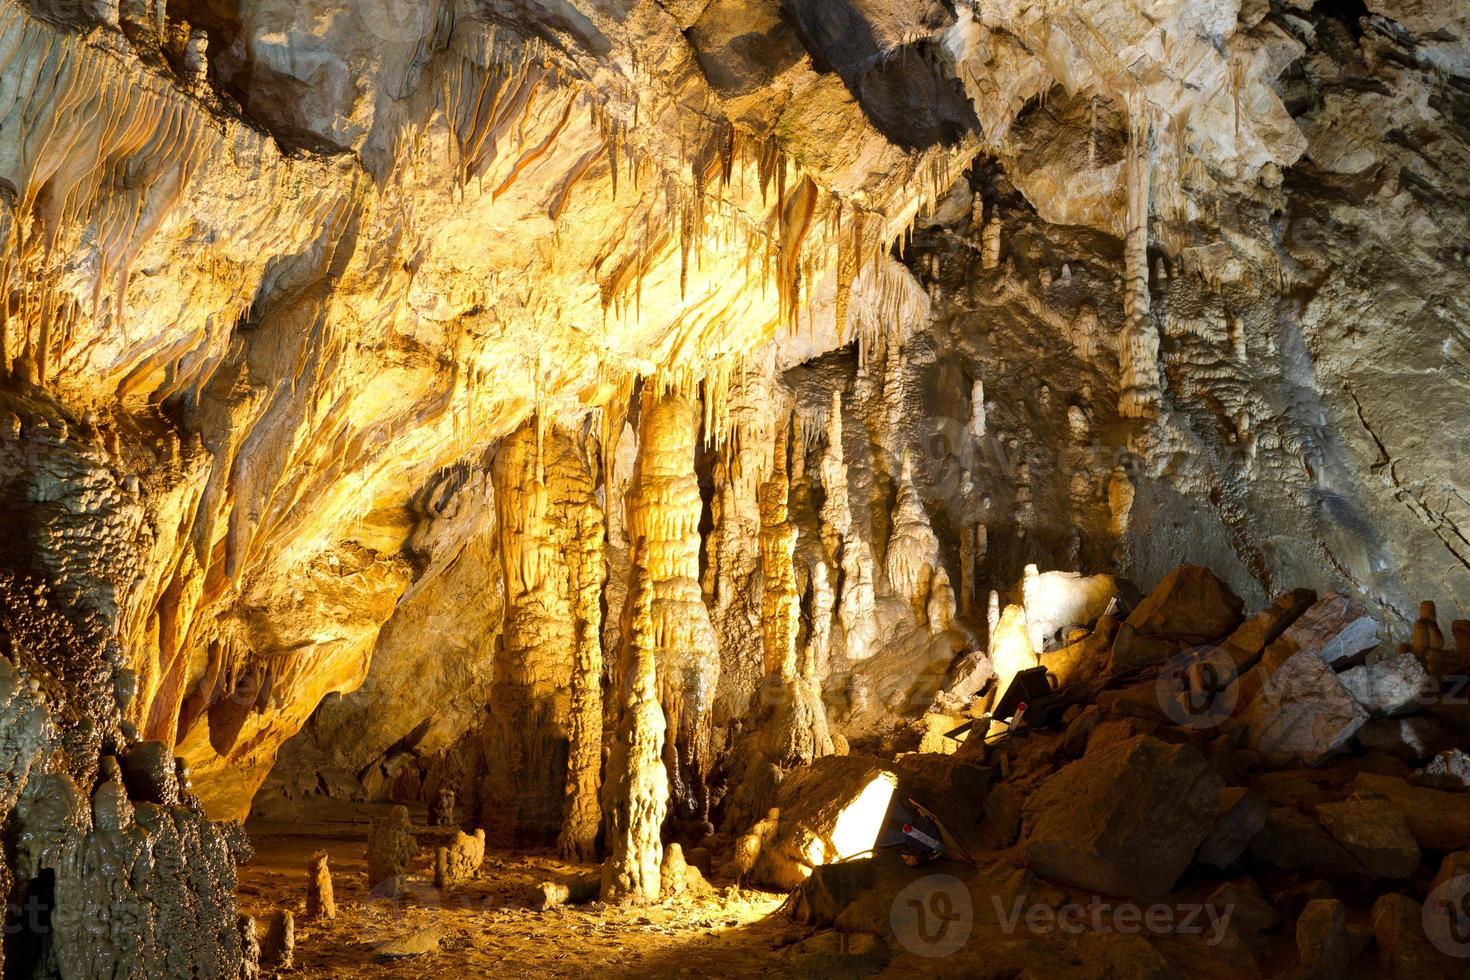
[239, 805, 800, 978]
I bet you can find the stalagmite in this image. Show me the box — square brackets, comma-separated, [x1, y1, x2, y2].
[760, 417, 801, 686]
[621, 391, 719, 820]
[982, 215, 1003, 269]
[306, 851, 335, 920]
[886, 453, 940, 624]
[806, 559, 835, 682]
[1119, 104, 1162, 418]
[486, 421, 605, 850]
[818, 390, 851, 565]
[601, 584, 668, 905]
[969, 379, 987, 438]
[928, 566, 957, 634]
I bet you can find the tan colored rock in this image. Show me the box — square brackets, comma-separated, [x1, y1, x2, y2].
[260, 910, 293, 970]
[1315, 798, 1421, 879]
[306, 850, 335, 920]
[434, 829, 486, 889]
[367, 805, 418, 896]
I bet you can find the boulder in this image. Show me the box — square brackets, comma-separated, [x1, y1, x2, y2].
[1249, 807, 1362, 877]
[1358, 716, 1451, 762]
[1372, 891, 1463, 979]
[752, 755, 899, 890]
[433, 828, 485, 889]
[1207, 878, 1280, 934]
[367, 804, 419, 896]
[930, 649, 993, 713]
[1240, 648, 1367, 765]
[1124, 565, 1244, 644]
[1338, 654, 1430, 716]
[1021, 735, 1223, 900]
[534, 872, 601, 910]
[1315, 798, 1421, 879]
[1352, 772, 1470, 850]
[1430, 850, 1470, 894]
[1416, 749, 1470, 791]
[1296, 899, 1349, 978]
[1220, 589, 1317, 673]
[1195, 786, 1267, 870]
[1262, 592, 1379, 670]
[373, 926, 445, 960]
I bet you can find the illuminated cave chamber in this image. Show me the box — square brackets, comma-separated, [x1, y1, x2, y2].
[3, 0, 1470, 976]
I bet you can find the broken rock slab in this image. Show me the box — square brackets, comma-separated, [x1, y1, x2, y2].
[1352, 772, 1470, 851]
[1338, 654, 1430, 717]
[1124, 565, 1244, 644]
[1263, 592, 1379, 670]
[374, 925, 445, 961]
[1358, 716, 1451, 762]
[1315, 797, 1421, 879]
[535, 872, 601, 910]
[1022, 735, 1223, 900]
[1371, 892, 1463, 979]
[1240, 648, 1367, 766]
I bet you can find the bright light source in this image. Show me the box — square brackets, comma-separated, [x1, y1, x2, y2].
[827, 771, 898, 863]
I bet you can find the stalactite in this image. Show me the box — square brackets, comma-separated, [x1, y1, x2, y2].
[561, 431, 607, 863]
[622, 390, 719, 821]
[1119, 102, 1162, 418]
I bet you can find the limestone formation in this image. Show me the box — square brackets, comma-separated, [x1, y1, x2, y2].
[367, 805, 418, 897]
[306, 850, 336, 920]
[434, 829, 487, 889]
[260, 910, 294, 971]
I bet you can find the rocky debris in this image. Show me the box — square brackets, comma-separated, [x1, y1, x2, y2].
[1296, 899, 1350, 977]
[929, 649, 994, 713]
[1196, 786, 1268, 870]
[1338, 654, 1430, 716]
[1315, 798, 1421, 879]
[1207, 878, 1280, 934]
[367, 805, 418, 896]
[1352, 774, 1470, 851]
[1358, 716, 1452, 762]
[1219, 590, 1318, 673]
[429, 787, 458, 828]
[1415, 749, 1470, 790]
[1264, 593, 1380, 670]
[433, 829, 486, 889]
[534, 873, 601, 910]
[1240, 647, 1368, 765]
[307, 850, 336, 919]
[1022, 735, 1223, 900]
[1249, 807, 1362, 877]
[260, 910, 294, 970]
[373, 925, 445, 960]
[1371, 892, 1463, 979]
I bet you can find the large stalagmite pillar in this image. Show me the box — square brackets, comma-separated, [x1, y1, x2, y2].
[1118, 105, 1161, 418]
[625, 390, 720, 819]
[485, 420, 604, 850]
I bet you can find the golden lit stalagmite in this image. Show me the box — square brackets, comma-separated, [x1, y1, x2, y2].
[1118, 104, 1161, 419]
[485, 420, 604, 848]
[622, 389, 719, 820]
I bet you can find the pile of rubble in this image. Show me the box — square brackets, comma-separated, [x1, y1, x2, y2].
[776, 566, 1470, 977]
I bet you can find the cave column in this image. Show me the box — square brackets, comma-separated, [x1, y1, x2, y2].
[1119, 102, 1161, 418]
[486, 420, 603, 849]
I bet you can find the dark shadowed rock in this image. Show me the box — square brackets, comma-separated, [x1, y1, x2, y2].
[1358, 716, 1452, 762]
[1296, 899, 1349, 978]
[1415, 748, 1470, 790]
[1315, 797, 1421, 879]
[1352, 772, 1470, 851]
[1372, 892, 1463, 979]
[1021, 735, 1223, 900]
[1124, 565, 1245, 645]
[1196, 786, 1267, 870]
